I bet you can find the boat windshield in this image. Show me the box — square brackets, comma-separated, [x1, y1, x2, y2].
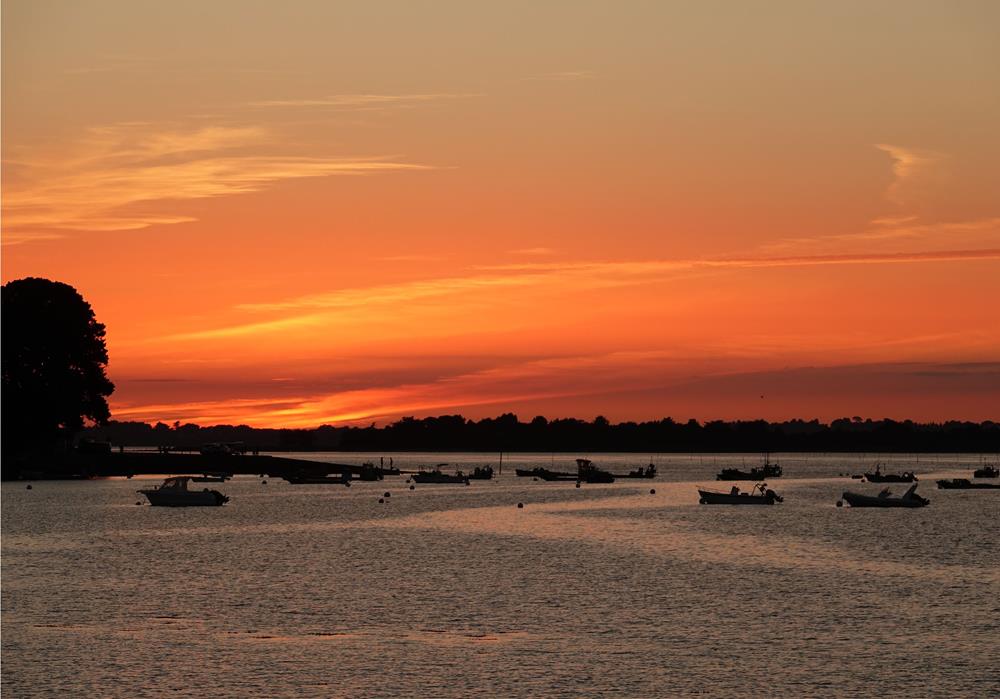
[161, 477, 191, 490]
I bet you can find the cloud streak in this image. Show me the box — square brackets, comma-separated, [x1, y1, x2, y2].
[153, 247, 1000, 344]
[2, 123, 433, 243]
[110, 356, 1000, 427]
[758, 217, 1000, 255]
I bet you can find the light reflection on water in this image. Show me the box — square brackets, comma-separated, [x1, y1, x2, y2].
[3, 453, 999, 698]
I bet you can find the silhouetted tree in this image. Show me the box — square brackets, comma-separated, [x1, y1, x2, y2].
[81, 415, 1000, 454]
[2, 278, 115, 459]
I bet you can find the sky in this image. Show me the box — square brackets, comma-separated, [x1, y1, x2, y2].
[3, 0, 999, 426]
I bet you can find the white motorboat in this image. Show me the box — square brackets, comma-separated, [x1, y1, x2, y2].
[138, 477, 229, 507]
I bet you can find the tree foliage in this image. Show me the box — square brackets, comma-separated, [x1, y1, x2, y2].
[2, 277, 115, 455]
[85, 414, 999, 454]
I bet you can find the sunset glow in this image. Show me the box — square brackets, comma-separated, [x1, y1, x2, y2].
[4, 1, 999, 425]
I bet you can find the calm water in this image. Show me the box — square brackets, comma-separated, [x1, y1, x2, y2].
[3, 453, 999, 698]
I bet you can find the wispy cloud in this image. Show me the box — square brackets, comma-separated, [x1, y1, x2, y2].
[509, 247, 556, 256]
[152, 247, 1000, 344]
[234, 273, 554, 313]
[875, 143, 944, 205]
[483, 248, 1000, 273]
[761, 217, 1000, 254]
[2, 122, 433, 244]
[110, 350, 680, 426]
[111, 355, 1000, 427]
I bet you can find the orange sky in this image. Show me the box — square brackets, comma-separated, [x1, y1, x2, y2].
[3, 0, 999, 426]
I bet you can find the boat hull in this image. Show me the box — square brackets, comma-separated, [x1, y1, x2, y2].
[514, 468, 576, 480]
[841, 491, 928, 507]
[863, 473, 916, 483]
[411, 473, 469, 484]
[140, 489, 228, 506]
[698, 489, 778, 505]
[936, 479, 1000, 490]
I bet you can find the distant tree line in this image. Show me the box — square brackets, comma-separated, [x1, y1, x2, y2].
[83, 414, 1000, 454]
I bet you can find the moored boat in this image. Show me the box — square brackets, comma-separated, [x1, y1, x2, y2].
[936, 478, 1000, 490]
[412, 465, 469, 484]
[716, 465, 783, 481]
[356, 462, 385, 481]
[861, 464, 916, 483]
[973, 465, 999, 478]
[576, 459, 615, 483]
[468, 466, 494, 480]
[840, 483, 929, 508]
[515, 467, 577, 481]
[138, 477, 229, 506]
[698, 483, 782, 505]
[621, 463, 657, 478]
[717, 455, 782, 481]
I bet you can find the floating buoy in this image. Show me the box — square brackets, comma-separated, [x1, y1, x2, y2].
[26, 484, 32, 490]
[384, 492, 391, 498]
[378, 498, 385, 504]
[649, 489, 656, 495]
[836, 500, 843, 507]
[517, 502, 524, 509]
[575, 482, 581, 488]
[261, 480, 267, 485]
[406, 478, 412, 484]
[344, 481, 351, 488]
[409, 485, 415, 490]
[533, 477, 538, 481]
